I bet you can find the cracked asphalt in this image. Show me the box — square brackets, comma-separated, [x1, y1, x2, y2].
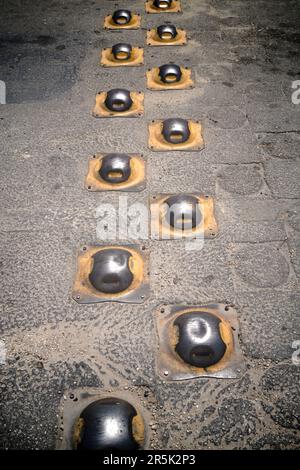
[0, 0, 299, 450]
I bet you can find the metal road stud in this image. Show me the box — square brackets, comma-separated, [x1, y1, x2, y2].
[150, 193, 218, 240]
[146, 64, 194, 90]
[155, 304, 246, 380]
[148, 118, 204, 151]
[100, 44, 144, 67]
[145, 0, 182, 14]
[73, 398, 145, 450]
[104, 10, 141, 29]
[72, 245, 149, 304]
[93, 89, 144, 118]
[147, 25, 187, 46]
[85, 154, 146, 192]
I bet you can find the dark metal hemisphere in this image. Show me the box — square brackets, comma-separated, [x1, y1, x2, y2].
[104, 89, 133, 112]
[99, 154, 131, 183]
[157, 24, 177, 40]
[159, 64, 182, 83]
[112, 9, 132, 25]
[174, 312, 227, 368]
[75, 398, 141, 450]
[164, 194, 202, 230]
[162, 118, 190, 144]
[89, 249, 134, 294]
[153, 0, 172, 9]
[112, 43, 132, 61]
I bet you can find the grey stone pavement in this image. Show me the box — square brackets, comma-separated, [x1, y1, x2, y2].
[0, 0, 299, 450]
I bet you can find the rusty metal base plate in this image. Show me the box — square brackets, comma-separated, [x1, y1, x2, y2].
[148, 120, 204, 151]
[145, 1, 182, 13]
[147, 28, 187, 46]
[57, 387, 151, 450]
[150, 193, 218, 240]
[92, 92, 144, 118]
[146, 66, 194, 90]
[100, 47, 144, 67]
[85, 154, 146, 192]
[104, 14, 141, 29]
[72, 245, 149, 304]
[155, 304, 245, 381]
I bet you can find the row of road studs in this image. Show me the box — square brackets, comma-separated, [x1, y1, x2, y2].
[63, 1, 245, 451]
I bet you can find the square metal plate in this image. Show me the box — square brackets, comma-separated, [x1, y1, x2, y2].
[56, 387, 151, 450]
[72, 245, 150, 304]
[148, 120, 204, 151]
[104, 13, 141, 29]
[150, 193, 218, 240]
[146, 66, 194, 90]
[147, 28, 187, 46]
[154, 303, 246, 381]
[85, 154, 146, 192]
[92, 91, 144, 118]
[100, 47, 144, 67]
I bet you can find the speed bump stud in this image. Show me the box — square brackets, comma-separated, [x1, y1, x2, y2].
[174, 312, 226, 368]
[104, 10, 141, 29]
[164, 195, 202, 230]
[112, 43, 132, 60]
[100, 44, 144, 67]
[159, 63, 182, 82]
[148, 118, 204, 151]
[92, 89, 144, 118]
[147, 64, 194, 90]
[150, 193, 218, 240]
[72, 245, 149, 303]
[85, 154, 146, 192]
[147, 24, 187, 46]
[145, 0, 182, 14]
[73, 397, 145, 450]
[155, 304, 245, 380]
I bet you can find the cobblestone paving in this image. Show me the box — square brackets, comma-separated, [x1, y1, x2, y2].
[0, 0, 299, 449]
